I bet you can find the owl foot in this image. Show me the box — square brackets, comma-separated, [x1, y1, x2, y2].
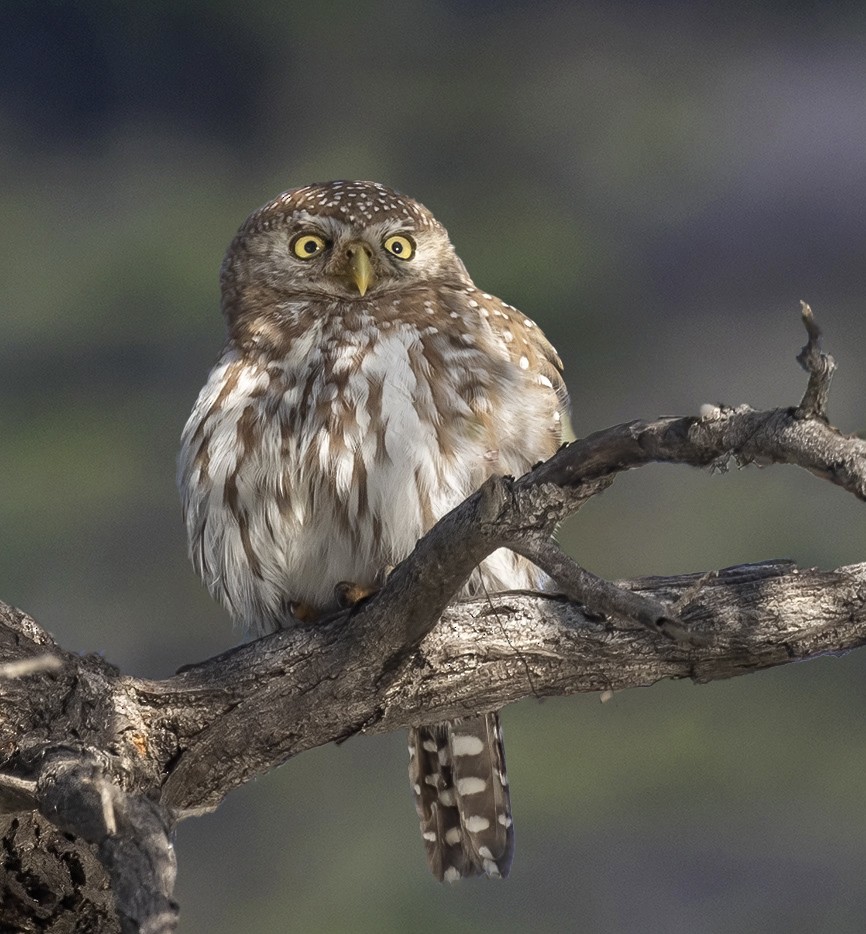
[334, 563, 397, 609]
[289, 602, 320, 623]
[334, 581, 378, 609]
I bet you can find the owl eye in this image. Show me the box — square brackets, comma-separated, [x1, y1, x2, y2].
[291, 233, 328, 260]
[383, 234, 415, 260]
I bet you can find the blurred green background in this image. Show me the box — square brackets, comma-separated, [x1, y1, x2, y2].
[2, 2, 866, 931]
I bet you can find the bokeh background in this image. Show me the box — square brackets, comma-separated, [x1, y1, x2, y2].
[2, 2, 866, 931]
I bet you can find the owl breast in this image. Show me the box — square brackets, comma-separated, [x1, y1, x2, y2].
[179, 291, 557, 635]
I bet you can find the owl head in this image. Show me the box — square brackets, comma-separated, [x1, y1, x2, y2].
[221, 181, 471, 322]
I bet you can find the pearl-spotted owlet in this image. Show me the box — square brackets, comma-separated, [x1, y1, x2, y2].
[178, 181, 569, 881]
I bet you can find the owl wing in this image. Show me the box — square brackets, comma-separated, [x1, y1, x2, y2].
[466, 287, 572, 449]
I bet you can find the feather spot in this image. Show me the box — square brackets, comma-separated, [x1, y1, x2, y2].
[457, 777, 487, 795]
[451, 734, 485, 756]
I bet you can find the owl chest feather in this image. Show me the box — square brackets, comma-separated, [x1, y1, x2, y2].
[180, 299, 550, 633]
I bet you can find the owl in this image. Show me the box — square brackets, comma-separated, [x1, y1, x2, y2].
[178, 180, 569, 881]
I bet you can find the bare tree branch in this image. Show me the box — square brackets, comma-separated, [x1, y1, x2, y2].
[796, 300, 836, 419]
[1, 308, 864, 931]
[36, 752, 178, 934]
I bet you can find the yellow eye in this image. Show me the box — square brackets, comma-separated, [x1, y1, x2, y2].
[383, 234, 415, 260]
[291, 233, 328, 260]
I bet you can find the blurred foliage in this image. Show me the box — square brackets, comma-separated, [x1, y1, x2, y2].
[2, 2, 866, 931]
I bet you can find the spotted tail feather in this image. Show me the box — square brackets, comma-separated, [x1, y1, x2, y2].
[408, 713, 514, 882]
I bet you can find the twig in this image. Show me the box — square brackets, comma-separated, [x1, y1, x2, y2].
[796, 301, 836, 419]
[511, 534, 704, 645]
[0, 653, 63, 678]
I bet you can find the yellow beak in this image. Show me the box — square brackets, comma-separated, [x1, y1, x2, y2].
[348, 245, 374, 296]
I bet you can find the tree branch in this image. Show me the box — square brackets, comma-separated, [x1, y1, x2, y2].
[1, 307, 864, 930]
[36, 752, 178, 934]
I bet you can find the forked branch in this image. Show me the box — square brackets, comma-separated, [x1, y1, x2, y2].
[1, 306, 864, 933]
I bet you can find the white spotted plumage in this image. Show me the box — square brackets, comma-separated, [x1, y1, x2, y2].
[178, 181, 570, 881]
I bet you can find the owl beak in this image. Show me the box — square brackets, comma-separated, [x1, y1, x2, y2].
[346, 243, 375, 296]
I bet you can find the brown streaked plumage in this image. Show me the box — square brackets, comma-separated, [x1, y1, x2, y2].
[178, 180, 570, 881]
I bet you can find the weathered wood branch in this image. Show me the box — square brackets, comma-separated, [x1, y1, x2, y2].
[1, 307, 864, 932]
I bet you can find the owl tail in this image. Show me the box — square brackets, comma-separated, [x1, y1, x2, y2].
[408, 713, 514, 881]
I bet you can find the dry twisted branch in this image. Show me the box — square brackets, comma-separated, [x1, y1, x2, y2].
[1, 306, 864, 932]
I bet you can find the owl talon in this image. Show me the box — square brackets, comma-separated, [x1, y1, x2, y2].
[334, 581, 378, 609]
[290, 602, 319, 623]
